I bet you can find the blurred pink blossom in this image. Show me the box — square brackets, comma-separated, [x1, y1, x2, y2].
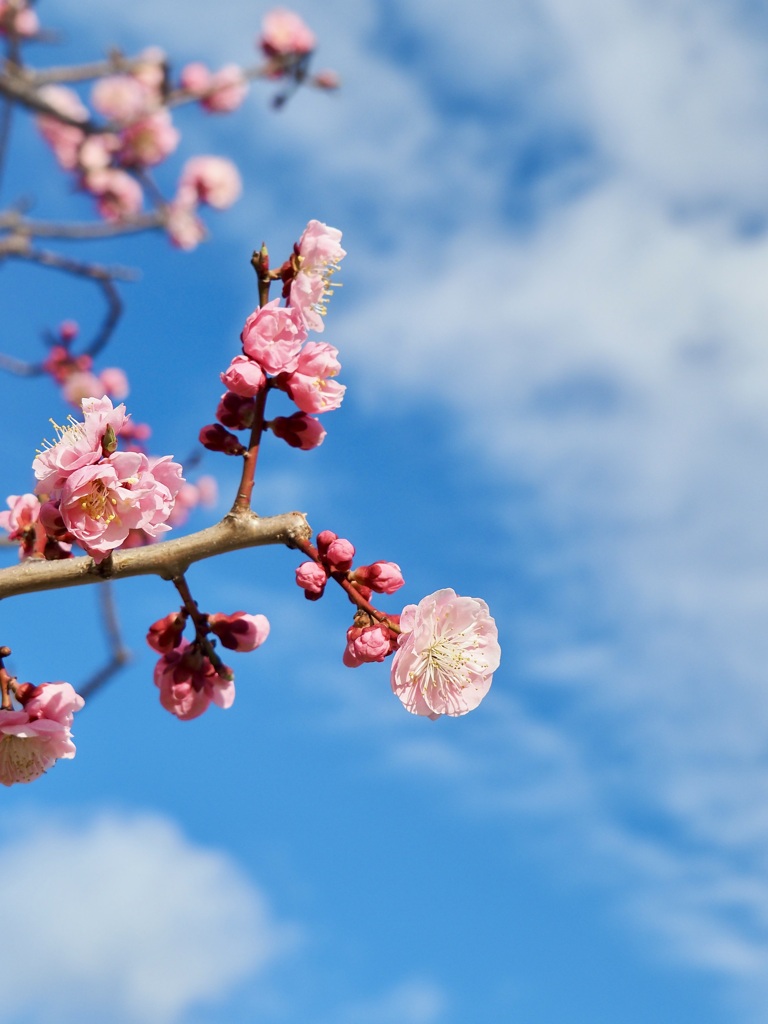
[91, 74, 154, 123]
[83, 167, 143, 222]
[0, 493, 47, 559]
[391, 589, 500, 719]
[119, 109, 179, 166]
[165, 201, 206, 250]
[35, 85, 88, 170]
[178, 155, 242, 209]
[260, 8, 316, 58]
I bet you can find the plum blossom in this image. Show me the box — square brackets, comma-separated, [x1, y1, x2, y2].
[91, 74, 154, 123]
[289, 220, 346, 332]
[391, 589, 500, 719]
[119, 109, 179, 167]
[216, 391, 258, 430]
[33, 395, 128, 497]
[0, 1, 39, 37]
[177, 156, 242, 209]
[153, 640, 234, 721]
[295, 560, 328, 599]
[220, 355, 266, 398]
[57, 450, 182, 562]
[343, 622, 398, 668]
[240, 299, 307, 374]
[260, 9, 316, 59]
[147, 611, 186, 654]
[282, 340, 345, 413]
[0, 494, 47, 559]
[208, 612, 270, 652]
[0, 682, 84, 786]
[351, 561, 405, 594]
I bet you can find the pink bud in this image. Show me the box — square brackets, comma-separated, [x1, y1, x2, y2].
[352, 561, 405, 594]
[295, 560, 328, 599]
[147, 611, 186, 654]
[216, 392, 258, 430]
[208, 611, 270, 652]
[342, 623, 393, 667]
[325, 537, 355, 572]
[220, 355, 267, 398]
[269, 412, 326, 450]
[199, 424, 246, 455]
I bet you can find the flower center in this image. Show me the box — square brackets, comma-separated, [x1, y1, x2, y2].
[81, 480, 118, 523]
[0, 735, 48, 784]
[412, 630, 488, 697]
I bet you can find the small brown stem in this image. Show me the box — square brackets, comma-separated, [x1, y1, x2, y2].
[231, 385, 269, 513]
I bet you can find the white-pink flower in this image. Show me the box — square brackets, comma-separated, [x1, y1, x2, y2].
[0, 682, 84, 786]
[91, 74, 155, 123]
[391, 589, 500, 719]
[260, 8, 316, 58]
[240, 298, 307, 375]
[0, 493, 46, 559]
[177, 156, 242, 210]
[181, 63, 249, 113]
[289, 220, 346, 332]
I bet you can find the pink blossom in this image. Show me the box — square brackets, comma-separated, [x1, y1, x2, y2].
[99, 367, 129, 399]
[0, 1, 39, 37]
[35, 86, 88, 171]
[0, 493, 46, 559]
[62, 371, 105, 405]
[295, 560, 328, 599]
[119, 109, 179, 167]
[154, 640, 234, 721]
[57, 450, 182, 562]
[33, 396, 129, 498]
[177, 156, 242, 209]
[91, 74, 154, 123]
[77, 133, 120, 171]
[343, 623, 395, 667]
[269, 411, 326, 450]
[312, 69, 340, 90]
[208, 611, 270, 652]
[220, 355, 267, 398]
[0, 682, 84, 786]
[240, 299, 307, 375]
[289, 220, 346, 332]
[165, 201, 206, 250]
[352, 561, 405, 594]
[260, 9, 316, 58]
[167, 476, 218, 528]
[83, 167, 143, 222]
[284, 368, 345, 414]
[391, 589, 500, 719]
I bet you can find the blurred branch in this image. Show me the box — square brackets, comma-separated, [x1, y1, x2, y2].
[0, 509, 311, 599]
[78, 581, 132, 701]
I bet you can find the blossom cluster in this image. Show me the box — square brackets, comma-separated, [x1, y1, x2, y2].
[30, 8, 329, 249]
[201, 219, 347, 455]
[148, 608, 269, 720]
[23, 395, 184, 563]
[0, 682, 84, 787]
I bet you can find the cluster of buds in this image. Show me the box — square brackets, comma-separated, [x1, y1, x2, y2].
[0, 649, 84, 787]
[201, 219, 346, 456]
[28, 8, 334, 248]
[147, 607, 269, 720]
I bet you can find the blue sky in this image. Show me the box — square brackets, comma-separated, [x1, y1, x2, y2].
[3, 0, 768, 1021]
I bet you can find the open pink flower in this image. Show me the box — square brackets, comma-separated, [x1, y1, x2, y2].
[33, 396, 129, 498]
[289, 220, 346, 332]
[391, 589, 500, 719]
[240, 298, 307, 375]
[0, 682, 84, 786]
[35, 85, 88, 170]
[57, 450, 182, 562]
[84, 167, 143, 222]
[91, 74, 155, 123]
[260, 9, 316, 58]
[165, 201, 206, 250]
[119, 109, 179, 167]
[154, 640, 234, 721]
[177, 156, 242, 209]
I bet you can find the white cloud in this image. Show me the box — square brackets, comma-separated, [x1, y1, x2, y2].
[0, 811, 297, 1024]
[329, 979, 447, 1024]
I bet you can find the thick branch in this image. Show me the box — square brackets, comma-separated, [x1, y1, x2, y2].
[0, 509, 311, 599]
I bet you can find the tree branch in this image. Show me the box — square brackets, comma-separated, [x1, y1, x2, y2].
[0, 509, 311, 599]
